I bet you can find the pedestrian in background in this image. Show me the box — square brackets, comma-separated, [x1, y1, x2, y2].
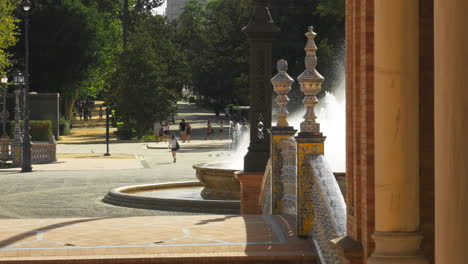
[179, 119, 187, 142]
[219, 120, 224, 140]
[206, 120, 213, 140]
[186, 122, 192, 143]
[168, 134, 180, 163]
[99, 106, 103, 120]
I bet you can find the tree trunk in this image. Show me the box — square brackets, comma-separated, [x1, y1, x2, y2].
[63, 90, 79, 120]
[123, 0, 129, 48]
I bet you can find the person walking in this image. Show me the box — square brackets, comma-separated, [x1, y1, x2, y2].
[98, 106, 103, 120]
[168, 134, 180, 163]
[219, 120, 224, 140]
[179, 119, 187, 143]
[206, 120, 213, 140]
[83, 106, 89, 120]
[186, 122, 192, 143]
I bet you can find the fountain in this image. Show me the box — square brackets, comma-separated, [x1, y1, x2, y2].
[103, 80, 346, 214]
[193, 162, 240, 200]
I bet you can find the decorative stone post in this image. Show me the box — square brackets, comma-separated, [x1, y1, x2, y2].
[270, 59, 297, 214]
[12, 86, 23, 166]
[235, 0, 279, 214]
[295, 26, 326, 237]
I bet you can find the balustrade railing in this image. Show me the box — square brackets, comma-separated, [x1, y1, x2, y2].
[0, 139, 13, 160]
[0, 139, 56, 165]
[279, 137, 297, 215]
[32, 142, 57, 163]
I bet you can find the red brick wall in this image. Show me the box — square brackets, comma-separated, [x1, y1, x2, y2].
[345, 0, 375, 263]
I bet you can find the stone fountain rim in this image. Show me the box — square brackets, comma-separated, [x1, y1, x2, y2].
[192, 162, 242, 172]
[103, 181, 240, 214]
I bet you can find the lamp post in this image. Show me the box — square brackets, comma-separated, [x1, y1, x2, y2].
[1, 75, 7, 138]
[21, 0, 32, 172]
[104, 106, 110, 156]
[241, 0, 280, 172]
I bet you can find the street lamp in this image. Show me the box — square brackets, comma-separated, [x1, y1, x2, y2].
[21, 0, 32, 172]
[1, 75, 7, 138]
[104, 105, 110, 156]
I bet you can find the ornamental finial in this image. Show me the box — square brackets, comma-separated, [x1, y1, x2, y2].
[297, 26, 324, 135]
[271, 59, 294, 128]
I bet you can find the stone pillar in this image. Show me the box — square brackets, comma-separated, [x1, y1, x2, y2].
[295, 27, 326, 238]
[368, 0, 428, 263]
[270, 59, 297, 214]
[434, 0, 468, 263]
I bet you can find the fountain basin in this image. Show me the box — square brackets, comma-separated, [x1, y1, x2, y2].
[103, 181, 240, 214]
[193, 162, 241, 200]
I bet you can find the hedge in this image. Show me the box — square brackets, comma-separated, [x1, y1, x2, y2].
[10, 120, 52, 141]
[188, 95, 196, 103]
[116, 123, 136, 140]
[59, 117, 71, 136]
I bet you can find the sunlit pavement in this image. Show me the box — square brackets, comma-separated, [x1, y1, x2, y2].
[0, 215, 315, 263]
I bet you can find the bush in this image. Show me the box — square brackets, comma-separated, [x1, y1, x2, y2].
[188, 95, 196, 103]
[59, 117, 71, 136]
[116, 123, 136, 140]
[11, 120, 52, 141]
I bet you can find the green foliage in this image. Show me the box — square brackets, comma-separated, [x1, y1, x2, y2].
[174, 0, 345, 106]
[10, 120, 52, 141]
[188, 95, 196, 103]
[175, 0, 251, 105]
[116, 123, 136, 140]
[269, 0, 344, 99]
[30, 120, 53, 141]
[0, 0, 19, 76]
[59, 117, 71, 136]
[315, 0, 345, 22]
[13, 0, 122, 119]
[112, 14, 181, 138]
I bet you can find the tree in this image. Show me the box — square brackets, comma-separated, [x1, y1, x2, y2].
[13, 0, 122, 119]
[114, 14, 181, 138]
[269, 0, 345, 97]
[175, 0, 252, 105]
[0, 0, 19, 77]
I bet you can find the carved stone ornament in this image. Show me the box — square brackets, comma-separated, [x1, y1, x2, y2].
[297, 26, 325, 134]
[271, 59, 294, 127]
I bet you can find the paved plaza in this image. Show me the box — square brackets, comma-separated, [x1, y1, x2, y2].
[0, 103, 318, 263]
[0, 103, 238, 219]
[0, 215, 315, 263]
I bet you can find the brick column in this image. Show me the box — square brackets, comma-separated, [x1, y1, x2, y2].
[434, 0, 468, 263]
[235, 171, 264, 214]
[368, 0, 428, 263]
